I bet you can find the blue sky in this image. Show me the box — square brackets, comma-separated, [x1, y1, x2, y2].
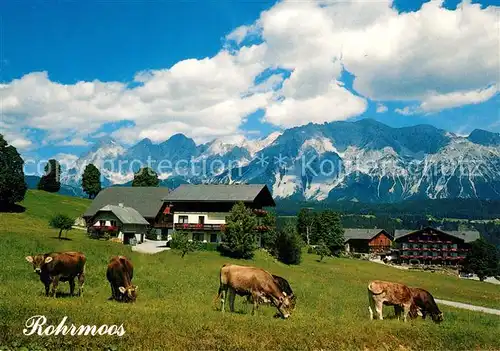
[1, 0, 498, 162]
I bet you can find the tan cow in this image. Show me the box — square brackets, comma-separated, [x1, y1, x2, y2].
[106, 256, 138, 302]
[26, 251, 86, 297]
[367, 280, 413, 322]
[217, 264, 293, 319]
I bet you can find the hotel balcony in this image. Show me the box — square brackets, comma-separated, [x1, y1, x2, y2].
[175, 223, 224, 231]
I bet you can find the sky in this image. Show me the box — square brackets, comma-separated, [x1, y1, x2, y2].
[0, 0, 499, 163]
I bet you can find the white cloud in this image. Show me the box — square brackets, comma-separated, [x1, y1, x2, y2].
[58, 138, 90, 146]
[376, 103, 388, 113]
[418, 85, 499, 113]
[1, 0, 498, 150]
[52, 153, 79, 169]
[395, 107, 413, 116]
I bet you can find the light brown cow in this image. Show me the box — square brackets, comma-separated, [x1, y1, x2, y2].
[106, 256, 137, 302]
[25, 251, 86, 297]
[367, 280, 413, 322]
[217, 264, 293, 319]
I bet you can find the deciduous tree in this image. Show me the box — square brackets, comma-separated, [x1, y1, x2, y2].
[49, 214, 74, 239]
[132, 167, 159, 187]
[463, 238, 500, 281]
[220, 201, 257, 259]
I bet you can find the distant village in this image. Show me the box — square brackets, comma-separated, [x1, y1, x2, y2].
[81, 184, 481, 271]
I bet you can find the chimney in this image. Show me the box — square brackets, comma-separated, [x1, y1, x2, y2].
[118, 203, 124, 208]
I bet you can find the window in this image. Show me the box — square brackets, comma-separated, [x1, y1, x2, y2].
[210, 233, 218, 243]
[452, 244, 457, 249]
[402, 243, 408, 249]
[178, 215, 188, 224]
[193, 233, 204, 241]
[99, 220, 105, 226]
[433, 251, 438, 257]
[422, 244, 427, 249]
[110, 220, 117, 227]
[198, 216, 205, 224]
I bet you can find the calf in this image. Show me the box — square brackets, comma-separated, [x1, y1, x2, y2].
[106, 256, 138, 302]
[25, 251, 86, 297]
[368, 280, 413, 322]
[217, 264, 293, 319]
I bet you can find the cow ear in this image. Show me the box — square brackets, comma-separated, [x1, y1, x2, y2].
[118, 286, 126, 294]
[44, 256, 53, 264]
[134, 285, 138, 291]
[25, 256, 33, 263]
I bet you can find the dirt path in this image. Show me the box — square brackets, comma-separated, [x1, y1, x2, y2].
[435, 299, 500, 316]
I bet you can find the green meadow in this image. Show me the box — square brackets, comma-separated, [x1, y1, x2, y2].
[0, 191, 499, 350]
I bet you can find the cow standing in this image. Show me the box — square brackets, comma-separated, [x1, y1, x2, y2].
[106, 256, 138, 302]
[217, 264, 293, 319]
[368, 280, 413, 322]
[25, 251, 86, 297]
[406, 287, 443, 323]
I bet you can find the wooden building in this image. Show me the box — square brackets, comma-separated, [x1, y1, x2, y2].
[394, 227, 480, 266]
[344, 229, 393, 254]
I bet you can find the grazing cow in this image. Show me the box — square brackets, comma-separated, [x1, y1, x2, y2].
[393, 287, 443, 323]
[25, 251, 86, 297]
[245, 274, 296, 311]
[368, 280, 413, 322]
[106, 256, 138, 302]
[217, 264, 293, 319]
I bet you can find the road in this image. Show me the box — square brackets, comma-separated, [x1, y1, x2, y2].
[435, 299, 500, 316]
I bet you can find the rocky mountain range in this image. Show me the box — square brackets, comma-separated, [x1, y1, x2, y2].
[60, 119, 500, 203]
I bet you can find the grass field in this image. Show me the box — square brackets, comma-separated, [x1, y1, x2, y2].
[0, 191, 499, 351]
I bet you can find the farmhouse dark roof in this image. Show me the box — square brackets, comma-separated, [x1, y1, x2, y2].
[394, 227, 480, 243]
[96, 205, 149, 225]
[83, 187, 171, 219]
[343, 228, 390, 242]
[163, 184, 276, 206]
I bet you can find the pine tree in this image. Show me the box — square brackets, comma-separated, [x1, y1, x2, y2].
[82, 163, 102, 199]
[132, 167, 159, 187]
[38, 159, 61, 193]
[316, 210, 344, 255]
[274, 219, 303, 265]
[0, 134, 27, 208]
[220, 201, 257, 259]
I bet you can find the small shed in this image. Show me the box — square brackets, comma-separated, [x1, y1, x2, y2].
[91, 204, 149, 244]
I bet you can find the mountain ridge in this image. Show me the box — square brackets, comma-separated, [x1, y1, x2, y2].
[59, 119, 500, 203]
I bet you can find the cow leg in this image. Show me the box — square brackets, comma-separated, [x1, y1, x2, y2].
[69, 278, 76, 296]
[228, 288, 236, 313]
[44, 282, 51, 297]
[394, 305, 402, 320]
[77, 272, 85, 297]
[368, 294, 376, 320]
[251, 291, 259, 316]
[402, 303, 411, 322]
[51, 276, 60, 297]
[220, 286, 227, 312]
[108, 283, 116, 300]
[375, 301, 384, 320]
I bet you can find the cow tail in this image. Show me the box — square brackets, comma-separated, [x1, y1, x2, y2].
[368, 282, 384, 295]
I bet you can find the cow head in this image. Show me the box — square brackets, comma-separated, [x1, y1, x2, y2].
[277, 292, 294, 319]
[25, 255, 53, 274]
[431, 312, 444, 323]
[118, 285, 138, 302]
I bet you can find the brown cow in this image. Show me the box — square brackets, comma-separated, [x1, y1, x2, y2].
[217, 264, 293, 319]
[106, 256, 138, 302]
[245, 274, 296, 312]
[406, 287, 444, 323]
[368, 280, 413, 322]
[25, 251, 86, 297]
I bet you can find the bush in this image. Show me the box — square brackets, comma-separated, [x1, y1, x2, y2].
[197, 242, 219, 251]
[145, 227, 158, 240]
[170, 231, 197, 258]
[315, 240, 331, 261]
[273, 220, 303, 265]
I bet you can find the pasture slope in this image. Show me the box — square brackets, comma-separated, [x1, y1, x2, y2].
[0, 191, 499, 351]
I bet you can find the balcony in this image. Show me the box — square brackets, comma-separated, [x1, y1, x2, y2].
[253, 209, 268, 217]
[174, 223, 223, 231]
